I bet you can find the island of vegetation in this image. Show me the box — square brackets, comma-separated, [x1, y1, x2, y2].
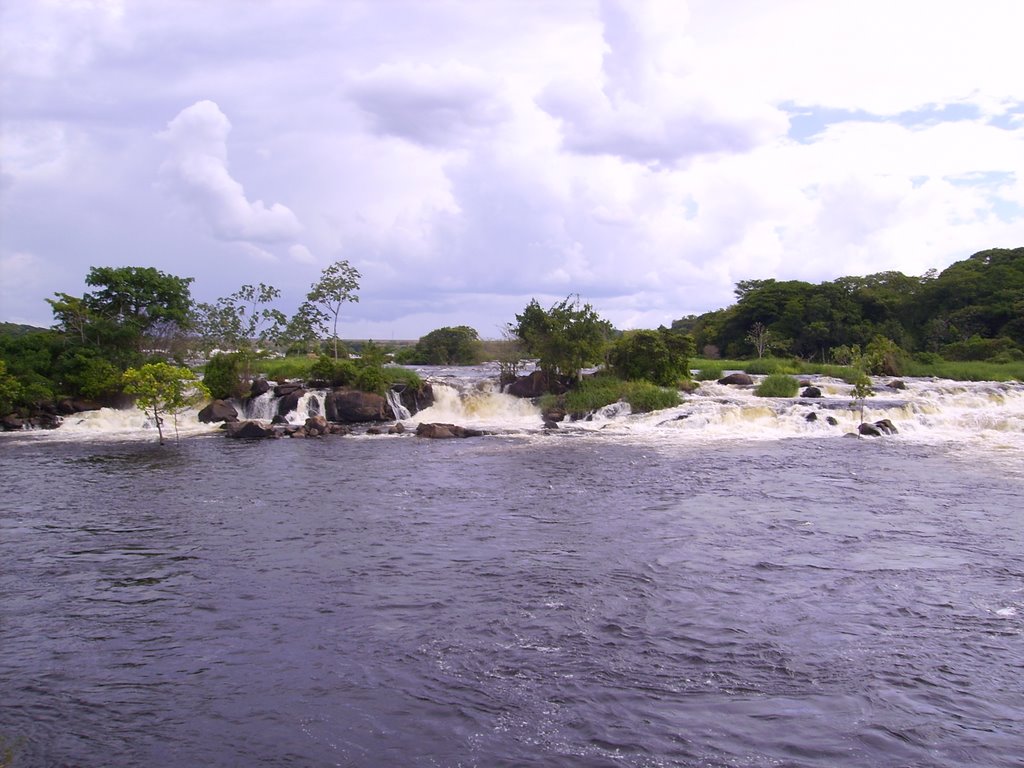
[1, 247, 1021, 439]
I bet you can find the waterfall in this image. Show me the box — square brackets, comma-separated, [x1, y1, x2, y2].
[244, 391, 276, 420]
[386, 389, 412, 420]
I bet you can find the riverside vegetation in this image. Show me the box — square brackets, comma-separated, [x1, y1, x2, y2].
[1, 247, 1022, 435]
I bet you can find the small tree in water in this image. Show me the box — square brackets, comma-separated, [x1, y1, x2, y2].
[123, 363, 210, 444]
[850, 373, 875, 423]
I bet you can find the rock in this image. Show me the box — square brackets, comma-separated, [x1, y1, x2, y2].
[250, 378, 271, 397]
[717, 373, 754, 386]
[274, 382, 304, 398]
[271, 414, 289, 425]
[277, 388, 306, 417]
[801, 386, 822, 398]
[415, 422, 485, 439]
[56, 398, 101, 416]
[805, 411, 818, 422]
[328, 424, 351, 436]
[1, 414, 25, 431]
[304, 415, 328, 436]
[543, 420, 560, 430]
[507, 370, 569, 398]
[398, 383, 434, 414]
[307, 395, 321, 417]
[887, 380, 907, 390]
[874, 418, 899, 435]
[541, 404, 566, 423]
[225, 420, 275, 439]
[826, 416, 839, 426]
[198, 399, 239, 424]
[325, 389, 389, 422]
[366, 427, 384, 435]
[389, 422, 406, 434]
[798, 379, 813, 388]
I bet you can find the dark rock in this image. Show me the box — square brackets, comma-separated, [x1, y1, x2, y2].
[198, 399, 239, 423]
[717, 373, 754, 386]
[858, 422, 882, 437]
[271, 414, 289, 425]
[328, 424, 351, 436]
[225, 420, 275, 439]
[543, 420, 560, 429]
[277, 388, 306, 417]
[326, 389, 389, 422]
[56, 398, 101, 416]
[801, 386, 823, 398]
[1, 414, 25, 431]
[541, 405, 566, 423]
[874, 418, 899, 435]
[415, 422, 485, 439]
[307, 395, 321, 417]
[397, 383, 434, 415]
[366, 427, 384, 435]
[274, 382, 304, 398]
[251, 378, 271, 397]
[304, 415, 328, 436]
[805, 412, 818, 422]
[826, 416, 839, 426]
[887, 380, 907, 390]
[389, 422, 406, 434]
[507, 371, 570, 398]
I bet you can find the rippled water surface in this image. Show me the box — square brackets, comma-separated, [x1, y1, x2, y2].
[1, 433, 1022, 767]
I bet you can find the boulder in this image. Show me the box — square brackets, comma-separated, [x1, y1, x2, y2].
[389, 422, 406, 434]
[541, 404, 566, 423]
[826, 416, 839, 426]
[326, 389, 389, 423]
[805, 411, 818, 422]
[198, 399, 239, 424]
[250, 378, 271, 397]
[56, 398, 101, 416]
[225, 420, 275, 439]
[801, 386, 823, 398]
[277, 388, 306, 416]
[1, 414, 25, 431]
[543, 420, 560, 430]
[717, 373, 754, 386]
[415, 422, 485, 439]
[858, 422, 882, 437]
[507, 371, 569, 398]
[887, 380, 907, 390]
[858, 420, 898, 437]
[304, 415, 329, 436]
[397, 383, 434, 414]
[271, 414, 289, 425]
[875, 418, 899, 435]
[274, 382, 304, 397]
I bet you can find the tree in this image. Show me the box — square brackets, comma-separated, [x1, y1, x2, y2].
[511, 295, 612, 380]
[745, 321, 772, 358]
[306, 260, 361, 358]
[122, 362, 210, 444]
[850, 374, 875, 423]
[413, 326, 483, 365]
[280, 301, 324, 356]
[194, 283, 286, 355]
[609, 327, 694, 386]
[0, 360, 23, 414]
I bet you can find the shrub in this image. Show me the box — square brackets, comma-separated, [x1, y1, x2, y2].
[744, 357, 800, 375]
[354, 365, 387, 395]
[309, 354, 357, 387]
[624, 381, 681, 412]
[203, 353, 245, 399]
[695, 364, 722, 381]
[755, 374, 799, 397]
[564, 376, 680, 413]
[381, 366, 423, 389]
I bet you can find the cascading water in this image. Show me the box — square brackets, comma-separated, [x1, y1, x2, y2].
[386, 389, 412, 420]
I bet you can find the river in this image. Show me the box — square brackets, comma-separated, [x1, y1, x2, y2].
[1, 372, 1022, 767]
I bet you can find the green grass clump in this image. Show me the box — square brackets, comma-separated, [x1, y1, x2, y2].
[256, 356, 314, 381]
[382, 366, 423, 389]
[901, 358, 1024, 382]
[744, 357, 801, 375]
[694, 364, 723, 381]
[566, 376, 680, 413]
[755, 373, 799, 397]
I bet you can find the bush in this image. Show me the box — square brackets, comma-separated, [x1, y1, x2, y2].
[624, 381, 681, 412]
[941, 335, 1021, 362]
[203, 353, 245, 399]
[354, 365, 388, 395]
[309, 354, 357, 387]
[695, 364, 722, 381]
[744, 357, 800, 375]
[564, 376, 680, 413]
[755, 374, 799, 397]
[381, 366, 423, 389]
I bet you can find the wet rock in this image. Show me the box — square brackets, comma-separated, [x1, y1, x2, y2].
[1, 414, 25, 431]
[858, 422, 882, 437]
[389, 422, 406, 435]
[801, 386, 823, 398]
[543, 420, 560, 430]
[277, 388, 306, 417]
[717, 373, 754, 386]
[225, 420, 275, 439]
[805, 411, 818, 422]
[415, 422, 485, 439]
[326, 389, 389, 422]
[858, 420, 899, 437]
[250, 378, 271, 397]
[875, 418, 899, 435]
[398, 382, 434, 414]
[198, 399, 239, 424]
[304, 415, 328, 436]
[507, 371, 570, 398]
[826, 416, 839, 426]
[887, 380, 907, 390]
[56, 398, 101, 416]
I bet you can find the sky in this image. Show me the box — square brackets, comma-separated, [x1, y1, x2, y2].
[2, 0, 1023, 340]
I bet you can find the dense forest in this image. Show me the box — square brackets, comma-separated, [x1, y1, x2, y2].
[0, 247, 1021, 424]
[672, 247, 1024, 364]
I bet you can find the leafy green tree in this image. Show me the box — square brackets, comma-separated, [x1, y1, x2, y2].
[202, 353, 246, 400]
[413, 326, 483, 365]
[609, 327, 694, 386]
[850, 374, 875, 423]
[512, 295, 612, 380]
[307, 260, 361, 358]
[122, 362, 210, 444]
[0, 360, 23, 413]
[194, 283, 286, 354]
[280, 301, 324, 356]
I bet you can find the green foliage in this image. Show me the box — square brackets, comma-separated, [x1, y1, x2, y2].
[850, 373, 875, 421]
[863, 335, 904, 375]
[609, 327, 694, 386]
[410, 325, 483, 365]
[202, 353, 246, 399]
[194, 283, 286, 354]
[306, 260, 361, 358]
[901, 358, 1024, 382]
[564, 376, 680, 413]
[309, 354, 358, 387]
[122, 362, 210, 443]
[381, 366, 423, 389]
[62, 353, 122, 400]
[354, 365, 388, 395]
[743, 357, 800, 375]
[512, 295, 613, 380]
[755, 374, 799, 397]
[940, 335, 1021, 362]
[0, 360, 23, 413]
[695, 364, 723, 381]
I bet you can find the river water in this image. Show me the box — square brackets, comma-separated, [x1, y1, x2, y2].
[1, 373, 1023, 767]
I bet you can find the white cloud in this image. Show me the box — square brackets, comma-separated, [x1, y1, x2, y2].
[158, 100, 302, 243]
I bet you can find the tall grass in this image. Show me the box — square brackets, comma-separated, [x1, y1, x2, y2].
[566, 377, 680, 413]
[755, 374, 799, 397]
[901, 358, 1024, 381]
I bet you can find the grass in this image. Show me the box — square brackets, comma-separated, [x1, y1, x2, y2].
[694, 356, 1023, 383]
[755, 373, 799, 397]
[566, 376, 680, 413]
[243, 355, 424, 389]
[901, 358, 1024, 382]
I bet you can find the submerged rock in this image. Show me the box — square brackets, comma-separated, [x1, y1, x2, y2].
[415, 422, 485, 439]
[858, 419, 899, 437]
[801, 386, 823, 398]
[225, 420, 275, 439]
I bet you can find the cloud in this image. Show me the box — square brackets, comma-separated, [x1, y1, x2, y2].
[347, 61, 509, 148]
[158, 100, 302, 243]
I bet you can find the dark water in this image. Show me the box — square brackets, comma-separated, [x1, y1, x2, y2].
[1, 433, 1022, 767]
